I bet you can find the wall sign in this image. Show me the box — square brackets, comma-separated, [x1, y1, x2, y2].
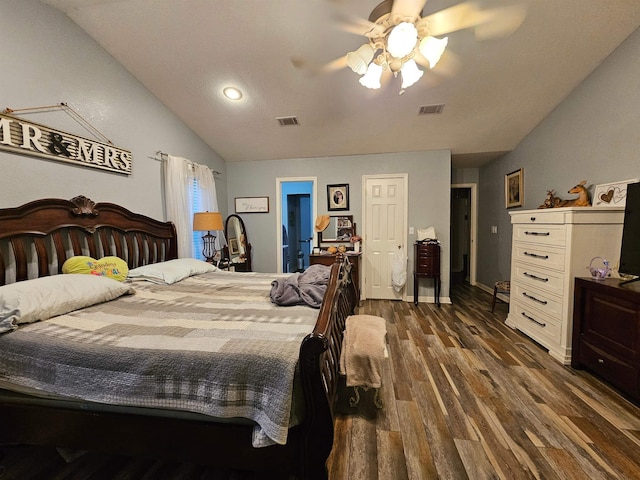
[0, 112, 132, 175]
[234, 196, 269, 213]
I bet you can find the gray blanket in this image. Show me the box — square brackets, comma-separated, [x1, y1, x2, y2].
[0, 271, 319, 447]
[270, 264, 331, 308]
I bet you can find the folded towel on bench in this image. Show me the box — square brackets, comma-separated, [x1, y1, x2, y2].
[339, 315, 387, 389]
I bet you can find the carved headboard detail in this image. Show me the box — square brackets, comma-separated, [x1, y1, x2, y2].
[0, 196, 178, 285]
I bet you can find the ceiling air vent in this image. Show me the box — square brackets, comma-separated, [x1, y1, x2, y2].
[276, 116, 300, 126]
[418, 104, 445, 115]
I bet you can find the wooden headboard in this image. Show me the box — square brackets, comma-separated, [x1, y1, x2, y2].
[0, 195, 178, 286]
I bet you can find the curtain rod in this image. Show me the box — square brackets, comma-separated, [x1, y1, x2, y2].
[149, 150, 222, 176]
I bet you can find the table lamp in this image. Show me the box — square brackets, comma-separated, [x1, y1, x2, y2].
[193, 211, 224, 263]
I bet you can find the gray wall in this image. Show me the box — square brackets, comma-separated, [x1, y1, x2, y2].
[477, 27, 640, 289]
[0, 0, 226, 219]
[227, 150, 452, 299]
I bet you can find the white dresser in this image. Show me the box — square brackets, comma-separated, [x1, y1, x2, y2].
[506, 207, 624, 364]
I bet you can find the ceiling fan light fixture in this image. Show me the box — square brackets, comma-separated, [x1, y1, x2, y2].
[400, 59, 423, 89]
[386, 22, 418, 59]
[359, 62, 383, 89]
[419, 36, 449, 68]
[347, 43, 375, 75]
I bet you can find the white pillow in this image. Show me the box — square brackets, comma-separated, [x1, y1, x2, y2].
[0, 274, 134, 334]
[127, 258, 217, 284]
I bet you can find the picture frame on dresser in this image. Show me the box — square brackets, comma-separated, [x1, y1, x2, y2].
[505, 168, 524, 208]
[592, 178, 639, 208]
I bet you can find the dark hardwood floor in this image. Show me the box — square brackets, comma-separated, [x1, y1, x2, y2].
[2, 282, 640, 479]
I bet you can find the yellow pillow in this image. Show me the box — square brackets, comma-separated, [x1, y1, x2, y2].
[62, 256, 129, 282]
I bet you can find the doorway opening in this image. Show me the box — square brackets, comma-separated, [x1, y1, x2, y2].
[450, 183, 477, 286]
[276, 178, 316, 273]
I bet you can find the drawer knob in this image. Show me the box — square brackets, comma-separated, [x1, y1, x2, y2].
[530, 217, 536, 222]
[598, 358, 605, 364]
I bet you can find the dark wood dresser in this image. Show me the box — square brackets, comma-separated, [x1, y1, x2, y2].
[572, 277, 640, 401]
[309, 253, 360, 298]
[414, 241, 440, 306]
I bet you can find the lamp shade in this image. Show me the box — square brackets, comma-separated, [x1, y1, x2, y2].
[400, 59, 423, 89]
[347, 43, 375, 75]
[359, 62, 383, 89]
[193, 212, 224, 231]
[387, 22, 418, 59]
[419, 36, 448, 68]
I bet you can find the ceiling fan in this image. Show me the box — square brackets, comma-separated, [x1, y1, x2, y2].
[296, 0, 526, 94]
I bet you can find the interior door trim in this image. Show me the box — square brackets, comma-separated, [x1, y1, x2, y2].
[275, 177, 317, 274]
[451, 182, 477, 286]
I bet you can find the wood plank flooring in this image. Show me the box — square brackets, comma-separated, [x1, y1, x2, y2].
[329, 282, 640, 480]
[2, 282, 640, 479]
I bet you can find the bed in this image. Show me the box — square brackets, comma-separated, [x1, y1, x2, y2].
[0, 195, 357, 479]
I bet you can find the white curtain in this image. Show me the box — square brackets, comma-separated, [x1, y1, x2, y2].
[191, 162, 225, 251]
[164, 155, 222, 258]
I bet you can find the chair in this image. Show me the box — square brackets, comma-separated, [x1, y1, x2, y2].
[492, 280, 510, 312]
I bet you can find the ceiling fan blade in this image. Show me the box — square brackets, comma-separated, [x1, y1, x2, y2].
[473, 5, 527, 40]
[291, 55, 348, 75]
[417, 2, 526, 39]
[391, 0, 429, 20]
[330, 10, 386, 38]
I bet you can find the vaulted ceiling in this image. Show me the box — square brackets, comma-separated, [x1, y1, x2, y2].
[42, 0, 640, 167]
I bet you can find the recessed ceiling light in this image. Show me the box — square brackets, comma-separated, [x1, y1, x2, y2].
[223, 87, 243, 100]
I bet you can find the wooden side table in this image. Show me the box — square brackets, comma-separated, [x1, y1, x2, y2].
[414, 241, 440, 306]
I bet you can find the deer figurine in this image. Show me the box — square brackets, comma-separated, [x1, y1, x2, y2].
[558, 180, 591, 207]
[538, 190, 561, 209]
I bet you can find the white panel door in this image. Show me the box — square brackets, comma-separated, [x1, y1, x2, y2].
[364, 175, 407, 300]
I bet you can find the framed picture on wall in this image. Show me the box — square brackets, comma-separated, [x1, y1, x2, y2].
[327, 184, 349, 211]
[505, 168, 524, 208]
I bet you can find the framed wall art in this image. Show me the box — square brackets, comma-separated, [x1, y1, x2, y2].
[234, 196, 269, 213]
[593, 179, 639, 208]
[505, 168, 524, 208]
[327, 184, 349, 211]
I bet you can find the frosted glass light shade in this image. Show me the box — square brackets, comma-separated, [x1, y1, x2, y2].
[347, 43, 375, 75]
[387, 22, 418, 59]
[400, 59, 424, 89]
[359, 62, 383, 89]
[419, 36, 448, 68]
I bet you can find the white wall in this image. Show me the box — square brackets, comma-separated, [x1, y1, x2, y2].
[477, 27, 640, 288]
[0, 0, 226, 219]
[227, 150, 452, 300]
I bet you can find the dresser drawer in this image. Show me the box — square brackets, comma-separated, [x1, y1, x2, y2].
[511, 211, 568, 224]
[512, 282, 563, 320]
[510, 299, 562, 344]
[512, 242, 565, 272]
[578, 339, 638, 396]
[513, 224, 566, 247]
[415, 243, 440, 275]
[513, 262, 565, 296]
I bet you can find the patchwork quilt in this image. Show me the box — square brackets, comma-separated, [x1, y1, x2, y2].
[0, 271, 320, 447]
